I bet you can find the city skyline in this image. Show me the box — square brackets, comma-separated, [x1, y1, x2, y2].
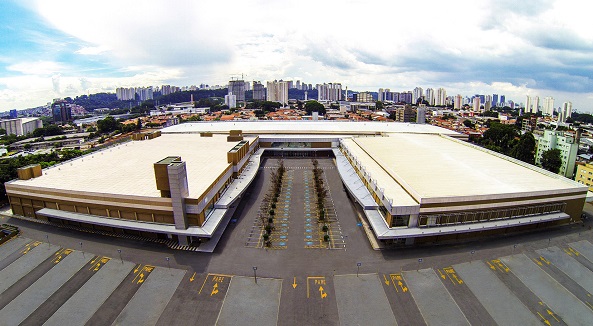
[1, 0, 592, 112]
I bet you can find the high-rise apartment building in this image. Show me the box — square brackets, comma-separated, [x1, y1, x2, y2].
[0, 118, 43, 136]
[535, 130, 578, 178]
[399, 92, 413, 104]
[472, 97, 481, 111]
[252, 81, 266, 101]
[228, 80, 246, 102]
[51, 100, 72, 123]
[394, 105, 415, 122]
[317, 83, 342, 101]
[225, 93, 237, 109]
[492, 94, 499, 107]
[296, 80, 301, 90]
[116, 87, 153, 101]
[454, 95, 463, 110]
[413, 87, 423, 103]
[526, 95, 540, 114]
[436, 88, 447, 106]
[266, 80, 289, 106]
[500, 95, 506, 106]
[425, 88, 435, 106]
[354, 92, 373, 103]
[558, 101, 573, 123]
[542, 97, 555, 116]
[575, 164, 593, 192]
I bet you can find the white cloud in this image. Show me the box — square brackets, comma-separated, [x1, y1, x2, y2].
[0, 0, 591, 111]
[6, 61, 63, 75]
[75, 46, 109, 55]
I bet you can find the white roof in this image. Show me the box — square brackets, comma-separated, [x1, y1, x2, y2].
[162, 120, 460, 136]
[349, 134, 585, 203]
[11, 134, 237, 198]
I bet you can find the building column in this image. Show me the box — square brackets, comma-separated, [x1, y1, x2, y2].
[167, 162, 189, 231]
[408, 214, 419, 227]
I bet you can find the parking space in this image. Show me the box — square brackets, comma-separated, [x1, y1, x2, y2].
[0, 248, 89, 325]
[569, 240, 593, 263]
[157, 272, 231, 326]
[278, 275, 339, 326]
[0, 236, 30, 262]
[43, 259, 135, 326]
[216, 276, 282, 326]
[537, 246, 593, 295]
[334, 274, 397, 326]
[403, 268, 470, 326]
[112, 266, 186, 325]
[382, 273, 426, 325]
[501, 253, 593, 325]
[453, 261, 540, 326]
[435, 265, 497, 326]
[0, 242, 59, 294]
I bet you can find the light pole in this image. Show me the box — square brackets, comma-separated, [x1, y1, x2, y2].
[166, 257, 170, 269]
[356, 262, 361, 277]
[46, 234, 50, 248]
[117, 249, 122, 263]
[253, 266, 258, 284]
[80, 242, 84, 258]
[470, 250, 475, 262]
[417, 258, 423, 270]
[512, 244, 517, 254]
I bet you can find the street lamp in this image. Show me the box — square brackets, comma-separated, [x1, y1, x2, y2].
[356, 262, 362, 277]
[46, 234, 50, 248]
[80, 242, 84, 258]
[166, 257, 170, 269]
[253, 266, 258, 283]
[117, 249, 122, 263]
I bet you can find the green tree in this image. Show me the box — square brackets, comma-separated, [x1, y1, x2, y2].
[540, 149, 562, 173]
[304, 100, 326, 115]
[97, 116, 120, 134]
[136, 118, 142, 130]
[510, 132, 536, 164]
[375, 101, 384, 110]
[463, 120, 475, 129]
[0, 128, 6, 136]
[480, 122, 519, 154]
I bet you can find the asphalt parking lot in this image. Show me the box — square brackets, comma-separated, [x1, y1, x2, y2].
[1, 157, 593, 325]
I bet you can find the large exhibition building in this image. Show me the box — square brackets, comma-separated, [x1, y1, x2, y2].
[5, 121, 588, 250]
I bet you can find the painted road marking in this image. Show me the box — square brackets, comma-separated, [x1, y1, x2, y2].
[198, 273, 233, 295]
[306, 276, 327, 299]
[438, 267, 463, 285]
[491, 259, 510, 273]
[20, 241, 41, 255]
[131, 264, 154, 284]
[53, 248, 73, 264]
[389, 273, 408, 293]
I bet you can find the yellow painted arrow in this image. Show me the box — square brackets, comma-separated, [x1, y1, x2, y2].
[533, 258, 543, 266]
[319, 286, 327, 299]
[486, 261, 496, 270]
[211, 283, 219, 296]
[537, 312, 551, 326]
[438, 269, 446, 279]
[540, 256, 550, 265]
[383, 274, 390, 286]
[547, 309, 560, 322]
[569, 247, 580, 256]
[292, 277, 298, 289]
[190, 272, 196, 282]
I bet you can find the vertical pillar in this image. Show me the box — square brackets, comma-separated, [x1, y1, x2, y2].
[408, 214, 419, 227]
[167, 162, 190, 246]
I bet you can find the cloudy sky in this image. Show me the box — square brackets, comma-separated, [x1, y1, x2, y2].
[1, 0, 593, 111]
